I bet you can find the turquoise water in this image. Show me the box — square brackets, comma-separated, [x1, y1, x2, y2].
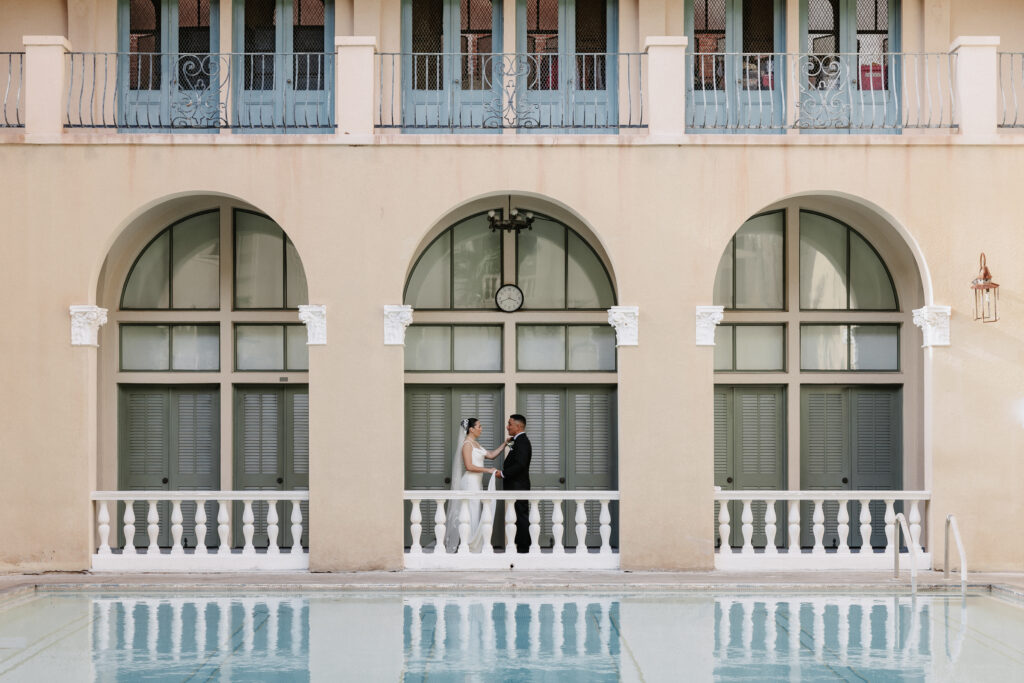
[0, 590, 1021, 681]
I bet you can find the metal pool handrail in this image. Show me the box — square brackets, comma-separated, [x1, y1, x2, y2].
[892, 512, 919, 594]
[945, 513, 968, 592]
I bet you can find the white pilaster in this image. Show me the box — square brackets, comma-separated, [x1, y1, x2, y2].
[69, 305, 108, 346]
[912, 305, 951, 347]
[950, 36, 1000, 136]
[643, 36, 688, 139]
[695, 305, 724, 346]
[383, 305, 413, 345]
[607, 306, 639, 346]
[297, 304, 327, 345]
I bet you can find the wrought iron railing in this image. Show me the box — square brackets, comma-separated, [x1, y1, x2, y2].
[65, 52, 335, 130]
[686, 52, 958, 131]
[376, 52, 645, 130]
[1, 52, 24, 128]
[998, 52, 1024, 127]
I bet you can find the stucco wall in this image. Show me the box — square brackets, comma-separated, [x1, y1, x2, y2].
[0, 0, 67, 52]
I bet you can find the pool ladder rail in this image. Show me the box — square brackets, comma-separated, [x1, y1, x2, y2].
[945, 513, 968, 593]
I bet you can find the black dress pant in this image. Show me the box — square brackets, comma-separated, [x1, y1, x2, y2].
[513, 499, 530, 552]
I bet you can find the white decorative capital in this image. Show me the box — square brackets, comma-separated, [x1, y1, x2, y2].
[384, 305, 414, 345]
[297, 305, 327, 345]
[912, 305, 951, 347]
[69, 305, 108, 346]
[695, 305, 725, 346]
[607, 306, 639, 346]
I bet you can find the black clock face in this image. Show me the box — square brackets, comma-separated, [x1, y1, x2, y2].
[495, 284, 524, 312]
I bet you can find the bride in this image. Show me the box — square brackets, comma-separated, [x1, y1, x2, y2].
[443, 418, 508, 553]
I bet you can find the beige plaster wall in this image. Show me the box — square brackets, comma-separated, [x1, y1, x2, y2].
[0, 0, 67, 52]
[0, 135, 1023, 572]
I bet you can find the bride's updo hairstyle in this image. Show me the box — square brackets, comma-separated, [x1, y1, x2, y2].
[460, 417, 479, 431]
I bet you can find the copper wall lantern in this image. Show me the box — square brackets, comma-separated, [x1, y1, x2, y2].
[970, 253, 999, 323]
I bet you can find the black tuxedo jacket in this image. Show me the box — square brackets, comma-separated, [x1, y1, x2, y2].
[501, 434, 532, 491]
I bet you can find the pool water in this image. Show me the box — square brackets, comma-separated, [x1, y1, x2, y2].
[0, 589, 1021, 681]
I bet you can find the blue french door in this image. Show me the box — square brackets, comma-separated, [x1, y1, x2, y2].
[234, 0, 334, 130]
[686, 0, 784, 131]
[401, 0, 502, 130]
[119, 0, 221, 129]
[516, 0, 618, 130]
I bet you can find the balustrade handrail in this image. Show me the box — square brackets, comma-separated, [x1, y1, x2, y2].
[715, 489, 930, 501]
[404, 490, 619, 501]
[945, 513, 968, 589]
[92, 490, 309, 502]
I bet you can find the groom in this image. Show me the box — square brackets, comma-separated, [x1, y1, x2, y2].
[495, 414, 532, 553]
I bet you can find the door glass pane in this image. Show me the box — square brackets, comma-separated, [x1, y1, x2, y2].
[735, 325, 785, 371]
[462, 0, 495, 90]
[122, 325, 170, 370]
[286, 324, 309, 371]
[712, 241, 733, 307]
[405, 326, 452, 371]
[714, 325, 733, 370]
[123, 231, 170, 309]
[293, 0, 327, 90]
[517, 325, 566, 370]
[453, 217, 501, 308]
[807, 0, 838, 53]
[567, 231, 614, 308]
[800, 212, 848, 309]
[849, 232, 896, 310]
[285, 238, 309, 308]
[850, 325, 898, 370]
[405, 234, 451, 308]
[236, 324, 285, 370]
[575, 0, 606, 91]
[526, 0, 559, 91]
[567, 325, 615, 371]
[735, 212, 784, 309]
[171, 213, 220, 309]
[245, 0, 277, 89]
[692, 0, 725, 90]
[235, 212, 285, 309]
[171, 325, 219, 370]
[129, 0, 161, 90]
[801, 324, 848, 370]
[742, 0, 775, 53]
[412, 0, 444, 90]
[177, 0, 212, 89]
[518, 220, 565, 308]
[857, 0, 889, 90]
[453, 326, 502, 371]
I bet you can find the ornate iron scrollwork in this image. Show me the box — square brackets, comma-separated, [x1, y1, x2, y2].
[168, 54, 230, 129]
[481, 54, 542, 129]
[795, 55, 851, 129]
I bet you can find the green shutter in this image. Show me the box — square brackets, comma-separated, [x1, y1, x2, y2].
[850, 387, 901, 548]
[173, 390, 220, 548]
[404, 387, 451, 548]
[521, 388, 566, 548]
[569, 389, 616, 548]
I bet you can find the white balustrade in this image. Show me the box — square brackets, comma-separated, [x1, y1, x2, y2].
[714, 489, 932, 570]
[404, 491, 620, 569]
[91, 491, 309, 571]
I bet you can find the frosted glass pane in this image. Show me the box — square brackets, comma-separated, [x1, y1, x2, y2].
[849, 232, 896, 310]
[123, 231, 170, 309]
[712, 241, 733, 307]
[735, 325, 785, 371]
[850, 325, 898, 370]
[801, 325, 848, 370]
[800, 212, 848, 309]
[404, 326, 452, 371]
[121, 325, 169, 370]
[453, 326, 502, 371]
[236, 325, 285, 370]
[567, 326, 616, 371]
[453, 217, 501, 308]
[518, 221, 565, 309]
[285, 238, 309, 308]
[286, 325, 309, 371]
[567, 232, 614, 308]
[734, 213, 784, 309]
[171, 212, 219, 309]
[714, 325, 734, 370]
[171, 325, 218, 370]
[235, 213, 284, 308]
[517, 326, 566, 370]
[405, 235, 451, 308]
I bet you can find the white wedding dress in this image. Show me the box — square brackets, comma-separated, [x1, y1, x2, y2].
[444, 440, 497, 553]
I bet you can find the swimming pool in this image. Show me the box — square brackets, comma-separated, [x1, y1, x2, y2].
[0, 589, 1021, 681]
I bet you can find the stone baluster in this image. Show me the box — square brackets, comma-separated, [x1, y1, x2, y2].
[291, 599, 303, 655]
[291, 501, 303, 554]
[457, 500, 471, 554]
[717, 600, 729, 654]
[194, 500, 208, 555]
[718, 501, 731, 554]
[170, 501, 184, 555]
[574, 500, 587, 554]
[97, 502, 111, 555]
[171, 600, 182, 660]
[218, 600, 230, 654]
[529, 602, 540, 658]
[551, 500, 564, 554]
[268, 600, 279, 652]
[147, 600, 158, 660]
[217, 501, 230, 555]
[434, 500, 447, 553]
[767, 601, 778, 663]
[811, 500, 825, 555]
[788, 602, 801, 657]
[267, 500, 280, 555]
[859, 500, 872, 554]
[813, 600, 825, 661]
[97, 600, 111, 650]
[741, 500, 754, 554]
[860, 602, 871, 667]
[123, 503, 137, 555]
[528, 501, 541, 553]
[241, 500, 255, 555]
[576, 601, 586, 655]
[741, 599, 753, 657]
[480, 500, 494, 555]
[837, 499, 850, 555]
[838, 601, 850, 665]
[409, 500, 423, 554]
[124, 600, 135, 650]
[909, 500, 924, 556]
[409, 600, 422, 659]
[505, 601, 514, 652]
[884, 500, 896, 556]
[558, 603, 568, 660]
[243, 599, 254, 653]
[196, 599, 207, 653]
[764, 500, 777, 555]
[787, 501, 800, 554]
[599, 500, 612, 554]
[504, 502, 516, 555]
[436, 600, 447, 648]
[459, 603, 469, 650]
[146, 501, 160, 554]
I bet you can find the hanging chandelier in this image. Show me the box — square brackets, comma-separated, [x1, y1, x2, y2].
[487, 197, 534, 234]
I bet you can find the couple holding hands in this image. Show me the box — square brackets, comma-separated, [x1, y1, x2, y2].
[442, 414, 532, 554]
